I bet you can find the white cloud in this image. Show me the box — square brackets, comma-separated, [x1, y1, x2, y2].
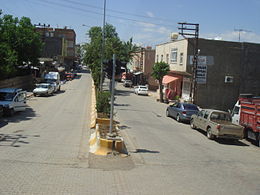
[136, 22, 156, 28]
[202, 31, 260, 43]
[146, 11, 154, 18]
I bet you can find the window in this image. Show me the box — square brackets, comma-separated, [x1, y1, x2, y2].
[170, 48, 177, 63]
[161, 55, 163, 62]
[180, 53, 184, 65]
[204, 111, 210, 119]
[166, 54, 169, 64]
[156, 55, 159, 62]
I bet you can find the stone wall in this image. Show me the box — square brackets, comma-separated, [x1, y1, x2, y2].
[0, 75, 34, 90]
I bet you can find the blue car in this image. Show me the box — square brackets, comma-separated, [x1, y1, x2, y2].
[166, 102, 199, 123]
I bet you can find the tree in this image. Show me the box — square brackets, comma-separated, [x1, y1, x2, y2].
[152, 62, 170, 102]
[83, 23, 139, 89]
[0, 12, 42, 79]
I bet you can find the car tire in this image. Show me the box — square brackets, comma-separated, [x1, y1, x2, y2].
[33, 93, 37, 96]
[176, 114, 181, 122]
[166, 109, 170, 117]
[190, 119, 196, 129]
[207, 127, 214, 140]
[8, 108, 14, 117]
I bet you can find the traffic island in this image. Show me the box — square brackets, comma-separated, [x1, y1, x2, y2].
[89, 118, 128, 156]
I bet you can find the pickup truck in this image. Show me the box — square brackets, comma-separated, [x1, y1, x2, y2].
[190, 109, 244, 140]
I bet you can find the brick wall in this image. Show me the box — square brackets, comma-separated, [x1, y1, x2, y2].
[0, 75, 34, 90]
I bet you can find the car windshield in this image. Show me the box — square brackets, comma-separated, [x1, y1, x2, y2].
[183, 104, 199, 110]
[140, 86, 147, 89]
[38, 85, 49, 88]
[0, 92, 15, 101]
[210, 112, 231, 121]
[46, 79, 56, 83]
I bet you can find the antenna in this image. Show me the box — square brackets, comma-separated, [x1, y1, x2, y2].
[234, 28, 252, 42]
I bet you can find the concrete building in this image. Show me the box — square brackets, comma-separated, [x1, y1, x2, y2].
[156, 38, 260, 111]
[36, 27, 76, 70]
[129, 47, 157, 89]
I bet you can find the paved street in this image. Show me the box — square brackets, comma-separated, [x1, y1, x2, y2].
[0, 73, 259, 195]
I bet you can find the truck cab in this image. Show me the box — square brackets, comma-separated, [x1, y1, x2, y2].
[44, 72, 61, 92]
[231, 100, 240, 125]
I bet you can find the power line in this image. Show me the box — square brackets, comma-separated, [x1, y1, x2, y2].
[62, 0, 175, 24]
[32, 0, 176, 28]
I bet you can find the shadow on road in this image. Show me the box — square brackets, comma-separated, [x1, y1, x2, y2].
[0, 107, 37, 128]
[115, 89, 134, 96]
[114, 103, 130, 107]
[195, 129, 249, 146]
[133, 148, 160, 153]
[0, 133, 40, 147]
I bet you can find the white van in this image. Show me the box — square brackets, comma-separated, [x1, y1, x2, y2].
[0, 88, 27, 116]
[44, 72, 61, 92]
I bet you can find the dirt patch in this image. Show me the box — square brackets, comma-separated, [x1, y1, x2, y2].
[88, 153, 135, 171]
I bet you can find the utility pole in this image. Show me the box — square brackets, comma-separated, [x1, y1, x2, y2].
[109, 54, 116, 136]
[99, 0, 106, 91]
[234, 28, 251, 42]
[178, 22, 199, 104]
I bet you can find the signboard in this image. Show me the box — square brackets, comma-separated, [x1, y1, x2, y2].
[189, 56, 214, 65]
[196, 65, 207, 84]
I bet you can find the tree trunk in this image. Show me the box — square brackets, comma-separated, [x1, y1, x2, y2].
[159, 79, 163, 102]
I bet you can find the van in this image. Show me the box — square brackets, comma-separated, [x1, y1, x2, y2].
[0, 88, 27, 116]
[44, 72, 61, 92]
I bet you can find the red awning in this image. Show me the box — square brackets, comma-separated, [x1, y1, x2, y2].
[162, 75, 179, 84]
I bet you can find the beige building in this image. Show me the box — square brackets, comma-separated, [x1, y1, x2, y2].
[156, 39, 192, 101]
[129, 47, 157, 89]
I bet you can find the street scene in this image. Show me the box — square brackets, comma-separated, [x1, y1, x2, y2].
[1, 0, 260, 194]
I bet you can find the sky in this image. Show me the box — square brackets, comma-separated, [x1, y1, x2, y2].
[1, 0, 260, 47]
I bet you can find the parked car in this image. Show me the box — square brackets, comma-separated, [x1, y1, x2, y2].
[0, 88, 27, 116]
[33, 83, 55, 96]
[190, 109, 244, 140]
[123, 80, 133, 87]
[44, 71, 61, 92]
[134, 85, 148, 95]
[166, 102, 199, 122]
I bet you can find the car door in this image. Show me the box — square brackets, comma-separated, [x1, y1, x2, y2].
[14, 92, 27, 111]
[196, 110, 205, 129]
[200, 110, 210, 131]
[169, 103, 178, 118]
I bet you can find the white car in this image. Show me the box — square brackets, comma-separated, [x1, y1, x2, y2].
[134, 85, 148, 95]
[0, 88, 27, 116]
[33, 83, 55, 96]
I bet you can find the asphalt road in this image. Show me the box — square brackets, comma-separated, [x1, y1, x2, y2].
[114, 83, 260, 195]
[0, 73, 259, 195]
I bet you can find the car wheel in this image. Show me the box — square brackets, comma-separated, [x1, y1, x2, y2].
[33, 93, 37, 96]
[190, 119, 196, 129]
[207, 127, 214, 140]
[176, 114, 181, 122]
[166, 109, 170, 117]
[8, 108, 14, 117]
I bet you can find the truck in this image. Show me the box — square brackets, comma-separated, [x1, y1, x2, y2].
[191, 109, 244, 140]
[231, 94, 260, 146]
[44, 72, 61, 92]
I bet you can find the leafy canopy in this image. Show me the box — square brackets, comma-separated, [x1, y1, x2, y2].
[152, 61, 170, 81]
[0, 12, 42, 78]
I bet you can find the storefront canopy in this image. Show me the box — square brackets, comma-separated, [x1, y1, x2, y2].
[162, 75, 179, 84]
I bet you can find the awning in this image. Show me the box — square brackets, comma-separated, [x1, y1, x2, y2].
[162, 75, 179, 84]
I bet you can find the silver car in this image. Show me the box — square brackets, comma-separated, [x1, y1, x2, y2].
[166, 102, 199, 122]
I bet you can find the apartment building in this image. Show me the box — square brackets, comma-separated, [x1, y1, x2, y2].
[156, 38, 260, 111]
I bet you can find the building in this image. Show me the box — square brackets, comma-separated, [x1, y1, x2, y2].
[36, 26, 76, 70]
[156, 38, 260, 111]
[129, 46, 157, 89]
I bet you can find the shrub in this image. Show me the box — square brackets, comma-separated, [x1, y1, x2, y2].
[96, 91, 111, 117]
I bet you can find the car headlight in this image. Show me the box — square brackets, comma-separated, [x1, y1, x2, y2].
[3, 104, 9, 108]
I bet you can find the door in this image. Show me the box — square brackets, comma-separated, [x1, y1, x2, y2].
[14, 92, 27, 111]
[200, 110, 210, 131]
[196, 110, 205, 129]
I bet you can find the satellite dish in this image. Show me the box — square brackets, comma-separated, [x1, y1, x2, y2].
[170, 33, 179, 41]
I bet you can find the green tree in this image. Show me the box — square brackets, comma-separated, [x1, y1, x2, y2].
[0, 12, 42, 79]
[152, 62, 170, 102]
[83, 23, 139, 89]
